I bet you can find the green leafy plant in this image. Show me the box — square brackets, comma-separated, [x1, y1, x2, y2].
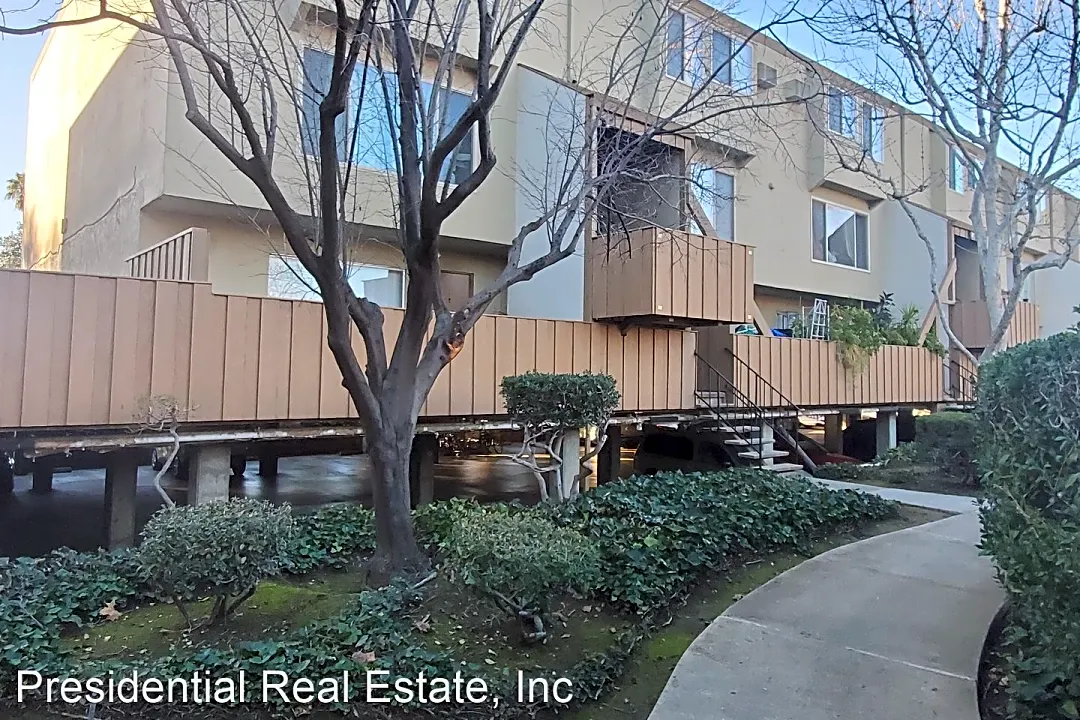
[829, 304, 884, 371]
[978, 333, 1080, 719]
[502, 372, 620, 502]
[552, 469, 897, 613]
[138, 499, 295, 627]
[446, 511, 599, 643]
[914, 411, 978, 485]
[284, 503, 376, 573]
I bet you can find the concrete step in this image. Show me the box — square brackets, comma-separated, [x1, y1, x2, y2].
[739, 449, 790, 460]
[725, 438, 765, 447]
[758, 462, 804, 473]
[717, 425, 760, 435]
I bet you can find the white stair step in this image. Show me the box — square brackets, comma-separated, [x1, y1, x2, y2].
[718, 425, 760, 434]
[724, 438, 764, 447]
[739, 449, 789, 460]
[759, 462, 804, 473]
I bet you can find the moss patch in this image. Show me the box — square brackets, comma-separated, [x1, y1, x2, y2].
[62, 580, 356, 662]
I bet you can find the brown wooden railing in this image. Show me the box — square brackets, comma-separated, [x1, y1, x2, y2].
[126, 227, 210, 282]
[587, 228, 754, 326]
[698, 330, 944, 408]
[951, 299, 1040, 349]
[0, 268, 696, 430]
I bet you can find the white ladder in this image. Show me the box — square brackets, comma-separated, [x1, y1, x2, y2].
[809, 298, 829, 339]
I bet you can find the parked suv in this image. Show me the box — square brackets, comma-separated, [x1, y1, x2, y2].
[633, 427, 735, 475]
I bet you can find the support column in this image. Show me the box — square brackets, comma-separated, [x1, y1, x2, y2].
[759, 423, 776, 466]
[190, 445, 230, 505]
[258, 452, 279, 479]
[596, 424, 622, 487]
[409, 434, 438, 508]
[31, 463, 53, 495]
[876, 411, 898, 458]
[104, 452, 139, 548]
[824, 415, 844, 454]
[559, 428, 582, 497]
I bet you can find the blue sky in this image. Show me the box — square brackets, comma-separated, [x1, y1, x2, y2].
[0, 32, 42, 235]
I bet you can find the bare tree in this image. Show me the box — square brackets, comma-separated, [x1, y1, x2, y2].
[804, 0, 1080, 360]
[3, 0, 815, 578]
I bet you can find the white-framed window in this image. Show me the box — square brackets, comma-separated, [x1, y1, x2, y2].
[301, 50, 475, 184]
[827, 85, 858, 138]
[949, 147, 967, 192]
[812, 199, 869, 270]
[690, 164, 736, 242]
[775, 311, 801, 331]
[666, 11, 753, 92]
[268, 255, 406, 308]
[861, 102, 884, 162]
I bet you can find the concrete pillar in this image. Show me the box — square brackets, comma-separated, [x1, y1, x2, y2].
[559, 428, 582, 497]
[759, 423, 776, 466]
[31, 463, 53, 494]
[258, 452, 279, 479]
[409, 434, 438, 507]
[189, 445, 231, 505]
[104, 453, 139, 548]
[824, 415, 844, 454]
[596, 423, 622, 487]
[876, 411, 898, 458]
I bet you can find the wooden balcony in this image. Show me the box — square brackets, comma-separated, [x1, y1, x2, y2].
[0, 268, 696, 432]
[586, 228, 754, 327]
[698, 330, 945, 409]
[950, 299, 1040, 349]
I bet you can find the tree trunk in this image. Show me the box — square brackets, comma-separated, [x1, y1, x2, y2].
[366, 420, 430, 583]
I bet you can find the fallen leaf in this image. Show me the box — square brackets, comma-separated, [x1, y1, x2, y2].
[484, 659, 495, 666]
[351, 650, 376, 664]
[582, 605, 593, 613]
[99, 601, 122, 622]
[413, 615, 432, 633]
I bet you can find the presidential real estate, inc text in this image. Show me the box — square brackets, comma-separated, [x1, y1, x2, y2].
[16, 670, 576, 707]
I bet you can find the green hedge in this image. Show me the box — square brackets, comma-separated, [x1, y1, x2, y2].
[977, 332, 1080, 720]
[501, 372, 620, 428]
[914, 411, 978, 485]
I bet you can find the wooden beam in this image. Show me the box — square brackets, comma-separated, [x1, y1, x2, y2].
[687, 194, 718, 238]
[918, 257, 957, 345]
[750, 298, 773, 335]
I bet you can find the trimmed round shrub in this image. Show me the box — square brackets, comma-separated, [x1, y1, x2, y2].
[914, 411, 978, 484]
[139, 499, 294, 625]
[977, 332, 1080, 719]
[501, 372, 620, 429]
[446, 510, 600, 643]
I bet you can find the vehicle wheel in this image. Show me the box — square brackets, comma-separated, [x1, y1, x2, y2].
[231, 455, 247, 478]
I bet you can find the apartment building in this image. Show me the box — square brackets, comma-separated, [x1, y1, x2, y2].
[5, 0, 1080, 522]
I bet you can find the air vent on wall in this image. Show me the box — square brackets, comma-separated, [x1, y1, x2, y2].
[757, 63, 778, 89]
[782, 78, 812, 101]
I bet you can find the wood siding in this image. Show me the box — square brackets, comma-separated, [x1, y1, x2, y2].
[0, 269, 696, 430]
[126, 228, 210, 282]
[587, 228, 753, 325]
[951, 299, 1041, 349]
[698, 330, 944, 408]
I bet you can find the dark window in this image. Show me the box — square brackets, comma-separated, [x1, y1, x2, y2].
[301, 49, 348, 158]
[640, 433, 694, 461]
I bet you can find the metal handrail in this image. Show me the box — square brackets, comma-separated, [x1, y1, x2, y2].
[724, 345, 805, 415]
[945, 359, 979, 404]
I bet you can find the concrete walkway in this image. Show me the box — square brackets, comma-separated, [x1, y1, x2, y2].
[649, 492, 1002, 720]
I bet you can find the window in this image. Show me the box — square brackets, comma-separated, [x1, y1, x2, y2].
[812, 200, 869, 270]
[775, 311, 801, 330]
[666, 12, 685, 79]
[301, 49, 348, 158]
[667, 11, 752, 91]
[949, 147, 966, 192]
[268, 256, 405, 308]
[302, 50, 475, 184]
[861, 103, 884, 162]
[690, 164, 736, 241]
[827, 86, 858, 138]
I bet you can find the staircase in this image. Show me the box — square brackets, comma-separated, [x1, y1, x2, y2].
[694, 353, 805, 473]
[943, 358, 978, 407]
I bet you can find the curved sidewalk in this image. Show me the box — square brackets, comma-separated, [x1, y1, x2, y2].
[648, 503, 1002, 720]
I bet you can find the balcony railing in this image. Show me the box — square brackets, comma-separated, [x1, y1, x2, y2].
[0, 268, 696, 430]
[698, 330, 945, 408]
[951, 299, 1040, 349]
[126, 227, 210, 282]
[587, 228, 754, 326]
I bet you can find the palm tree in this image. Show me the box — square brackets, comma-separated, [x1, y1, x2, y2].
[5, 173, 23, 212]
